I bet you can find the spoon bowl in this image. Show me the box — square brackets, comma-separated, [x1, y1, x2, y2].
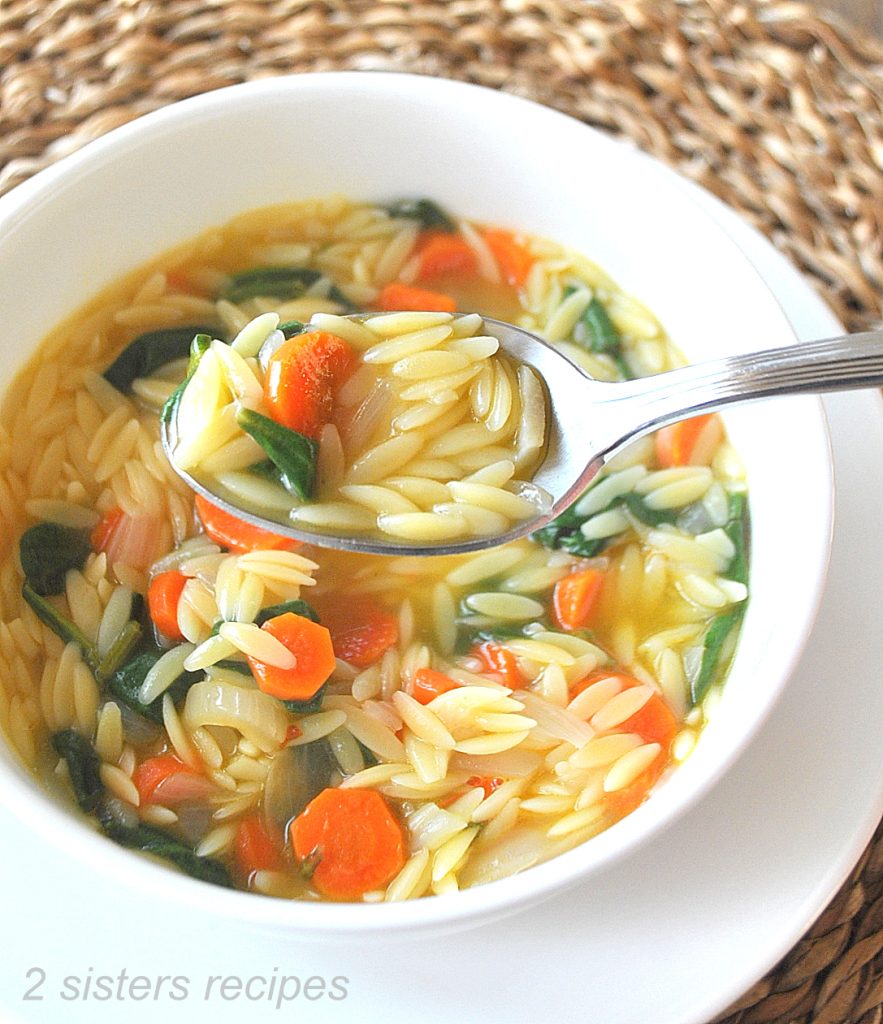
[161, 314, 883, 557]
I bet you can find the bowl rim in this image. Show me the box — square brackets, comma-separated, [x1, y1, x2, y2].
[0, 70, 834, 935]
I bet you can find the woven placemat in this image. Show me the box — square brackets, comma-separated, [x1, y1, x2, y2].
[1, 1, 882, 1019]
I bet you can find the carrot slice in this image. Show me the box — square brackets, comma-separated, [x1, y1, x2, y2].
[147, 571, 188, 643]
[618, 688, 678, 747]
[482, 229, 534, 287]
[378, 282, 457, 314]
[235, 813, 284, 877]
[91, 507, 124, 552]
[604, 755, 668, 819]
[467, 775, 504, 799]
[323, 601, 399, 668]
[572, 670, 678, 747]
[290, 787, 406, 900]
[263, 330, 355, 439]
[133, 753, 201, 805]
[471, 641, 525, 689]
[412, 667, 462, 704]
[417, 232, 477, 279]
[655, 413, 723, 468]
[194, 494, 297, 554]
[552, 568, 605, 631]
[164, 268, 202, 295]
[246, 612, 336, 702]
[572, 669, 677, 819]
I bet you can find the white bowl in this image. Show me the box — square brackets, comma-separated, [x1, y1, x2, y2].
[0, 72, 833, 939]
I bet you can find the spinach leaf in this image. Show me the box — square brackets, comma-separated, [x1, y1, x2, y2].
[568, 290, 632, 380]
[281, 683, 328, 716]
[19, 522, 91, 596]
[384, 198, 456, 232]
[690, 494, 750, 705]
[691, 607, 741, 705]
[246, 459, 286, 487]
[107, 649, 200, 724]
[619, 492, 678, 527]
[532, 503, 609, 557]
[223, 267, 355, 311]
[98, 811, 233, 888]
[278, 320, 307, 339]
[237, 408, 319, 501]
[96, 621, 143, 682]
[160, 333, 212, 429]
[22, 583, 101, 675]
[255, 600, 321, 626]
[52, 729, 104, 812]
[532, 485, 677, 555]
[455, 622, 527, 654]
[104, 326, 216, 394]
[213, 658, 252, 675]
[724, 492, 750, 585]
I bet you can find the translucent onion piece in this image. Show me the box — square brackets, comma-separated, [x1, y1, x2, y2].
[458, 825, 549, 888]
[183, 680, 288, 751]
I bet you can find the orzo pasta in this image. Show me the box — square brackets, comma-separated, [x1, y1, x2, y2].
[0, 196, 748, 900]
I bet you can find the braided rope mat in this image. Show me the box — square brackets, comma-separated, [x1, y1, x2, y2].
[1, 1, 882, 1019]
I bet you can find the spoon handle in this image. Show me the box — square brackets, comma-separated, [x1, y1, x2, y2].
[616, 329, 883, 428]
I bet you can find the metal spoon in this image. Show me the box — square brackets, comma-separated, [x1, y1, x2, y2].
[161, 317, 883, 557]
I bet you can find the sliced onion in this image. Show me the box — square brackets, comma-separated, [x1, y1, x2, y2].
[153, 772, 217, 805]
[117, 701, 162, 746]
[176, 804, 215, 845]
[405, 802, 468, 852]
[103, 511, 165, 573]
[459, 825, 549, 888]
[262, 743, 336, 828]
[336, 379, 392, 454]
[183, 680, 288, 752]
[449, 748, 544, 778]
[518, 690, 594, 747]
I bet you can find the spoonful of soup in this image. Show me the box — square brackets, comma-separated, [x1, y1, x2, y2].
[160, 310, 883, 556]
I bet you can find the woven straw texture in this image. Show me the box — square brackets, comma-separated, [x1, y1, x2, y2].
[1, 1, 882, 1019]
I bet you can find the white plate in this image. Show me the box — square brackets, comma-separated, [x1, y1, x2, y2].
[1, 165, 881, 1024]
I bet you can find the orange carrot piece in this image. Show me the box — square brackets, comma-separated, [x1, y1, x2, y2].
[655, 413, 723, 468]
[604, 756, 667, 820]
[324, 601, 399, 669]
[417, 232, 477, 279]
[263, 330, 355, 439]
[618, 686, 678, 747]
[90, 507, 124, 552]
[467, 775, 504, 799]
[569, 668, 616, 699]
[194, 494, 297, 554]
[164, 268, 200, 294]
[284, 723, 303, 745]
[147, 571, 188, 643]
[246, 612, 336, 702]
[552, 568, 605, 631]
[482, 229, 534, 287]
[411, 667, 462, 704]
[235, 814, 284, 877]
[290, 787, 406, 900]
[572, 670, 678, 747]
[472, 641, 525, 689]
[570, 669, 676, 820]
[378, 282, 457, 314]
[133, 753, 198, 805]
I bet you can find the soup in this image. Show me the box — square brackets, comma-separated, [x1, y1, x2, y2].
[0, 196, 748, 900]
